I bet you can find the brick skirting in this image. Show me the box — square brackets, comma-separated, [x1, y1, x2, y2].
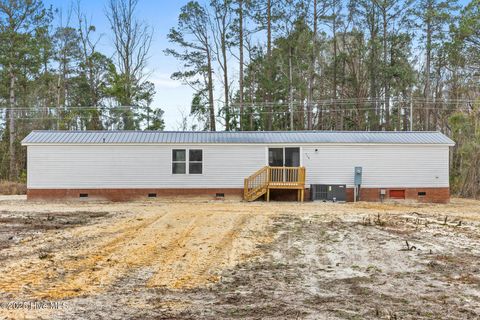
[269, 187, 449, 203]
[27, 188, 244, 202]
[343, 187, 450, 203]
[27, 187, 449, 203]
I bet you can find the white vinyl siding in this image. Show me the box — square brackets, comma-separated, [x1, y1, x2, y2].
[302, 145, 449, 188]
[27, 145, 266, 189]
[26, 144, 450, 189]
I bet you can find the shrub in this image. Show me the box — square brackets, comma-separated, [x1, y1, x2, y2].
[0, 181, 27, 195]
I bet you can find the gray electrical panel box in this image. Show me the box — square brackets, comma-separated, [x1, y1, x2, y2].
[354, 166, 363, 185]
[311, 184, 346, 202]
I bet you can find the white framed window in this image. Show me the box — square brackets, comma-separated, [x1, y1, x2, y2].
[172, 149, 203, 175]
[189, 149, 203, 174]
[172, 149, 186, 174]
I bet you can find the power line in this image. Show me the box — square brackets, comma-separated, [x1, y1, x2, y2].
[0, 98, 476, 113]
[228, 98, 479, 109]
[0, 106, 148, 112]
[3, 106, 473, 120]
[230, 98, 479, 104]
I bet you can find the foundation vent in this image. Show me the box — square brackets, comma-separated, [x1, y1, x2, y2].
[79, 193, 88, 198]
[148, 193, 157, 198]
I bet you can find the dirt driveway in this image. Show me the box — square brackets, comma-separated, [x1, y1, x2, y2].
[0, 197, 479, 319]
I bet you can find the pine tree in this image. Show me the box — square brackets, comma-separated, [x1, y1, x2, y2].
[165, 1, 216, 131]
[0, 0, 52, 180]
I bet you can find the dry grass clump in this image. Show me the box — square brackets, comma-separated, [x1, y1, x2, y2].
[0, 181, 27, 195]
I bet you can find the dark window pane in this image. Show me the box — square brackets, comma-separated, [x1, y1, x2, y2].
[268, 148, 284, 166]
[189, 149, 203, 162]
[189, 163, 202, 174]
[172, 149, 186, 162]
[285, 148, 300, 167]
[172, 163, 186, 174]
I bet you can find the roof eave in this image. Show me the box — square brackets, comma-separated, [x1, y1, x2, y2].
[21, 142, 456, 146]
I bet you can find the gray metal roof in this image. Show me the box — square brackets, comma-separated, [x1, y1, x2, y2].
[21, 130, 455, 145]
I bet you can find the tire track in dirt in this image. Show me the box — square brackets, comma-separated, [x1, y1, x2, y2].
[146, 213, 254, 289]
[34, 208, 207, 299]
[0, 212, 164, 298]
[0, 204, 273, 300]
[35, 212, 175, 299]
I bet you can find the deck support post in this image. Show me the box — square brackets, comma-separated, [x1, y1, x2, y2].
[244, 178, 248, 200]
[266, 188, 270, 202]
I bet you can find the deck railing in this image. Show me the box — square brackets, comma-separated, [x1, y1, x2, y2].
[268, 166, 306, 187]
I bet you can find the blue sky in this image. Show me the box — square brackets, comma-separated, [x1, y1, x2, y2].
[45, 0, 194, 130]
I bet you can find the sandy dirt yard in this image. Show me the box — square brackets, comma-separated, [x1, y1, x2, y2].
[0, 196, 479, 319]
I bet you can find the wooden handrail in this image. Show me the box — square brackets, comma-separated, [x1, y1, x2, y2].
[244, 166, 268, 198]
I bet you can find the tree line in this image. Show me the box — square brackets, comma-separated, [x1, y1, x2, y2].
[0, 0, 478, 198]
[167, 0, 479, 197]
[0, 0, 164, 182]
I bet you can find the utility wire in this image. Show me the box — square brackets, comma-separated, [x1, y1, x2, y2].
[0, 98, 477, 113]
[3, 106, 474, 120]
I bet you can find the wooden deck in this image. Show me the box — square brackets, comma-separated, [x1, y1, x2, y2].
[244, 166, 306, 202]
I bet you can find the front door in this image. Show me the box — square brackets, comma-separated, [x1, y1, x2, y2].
[268, 147, 300, 167]
[268, 147, 300, 182]
[285, 147, 300, 167]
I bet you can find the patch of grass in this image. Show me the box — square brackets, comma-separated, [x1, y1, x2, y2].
[0, 180, 27, 195]
[366, 265, 382, 273]
[38, 252, 53, 260]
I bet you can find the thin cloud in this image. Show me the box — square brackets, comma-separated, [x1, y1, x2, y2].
[150, 73, 183, 89]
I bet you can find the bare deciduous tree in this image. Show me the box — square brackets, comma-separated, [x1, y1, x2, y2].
[211, 0, 233, 131]
[106, 0, 153, 129]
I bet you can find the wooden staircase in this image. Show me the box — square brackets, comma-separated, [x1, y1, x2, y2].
[244, 166, 306, 202]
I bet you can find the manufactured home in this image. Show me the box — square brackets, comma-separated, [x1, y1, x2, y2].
[21, 130, 454, 203]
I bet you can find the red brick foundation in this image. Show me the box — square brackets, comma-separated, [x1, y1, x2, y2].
[343, 187, 450, 204]
[27, 188, 244, 202]
[27, 187, 449, 203]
